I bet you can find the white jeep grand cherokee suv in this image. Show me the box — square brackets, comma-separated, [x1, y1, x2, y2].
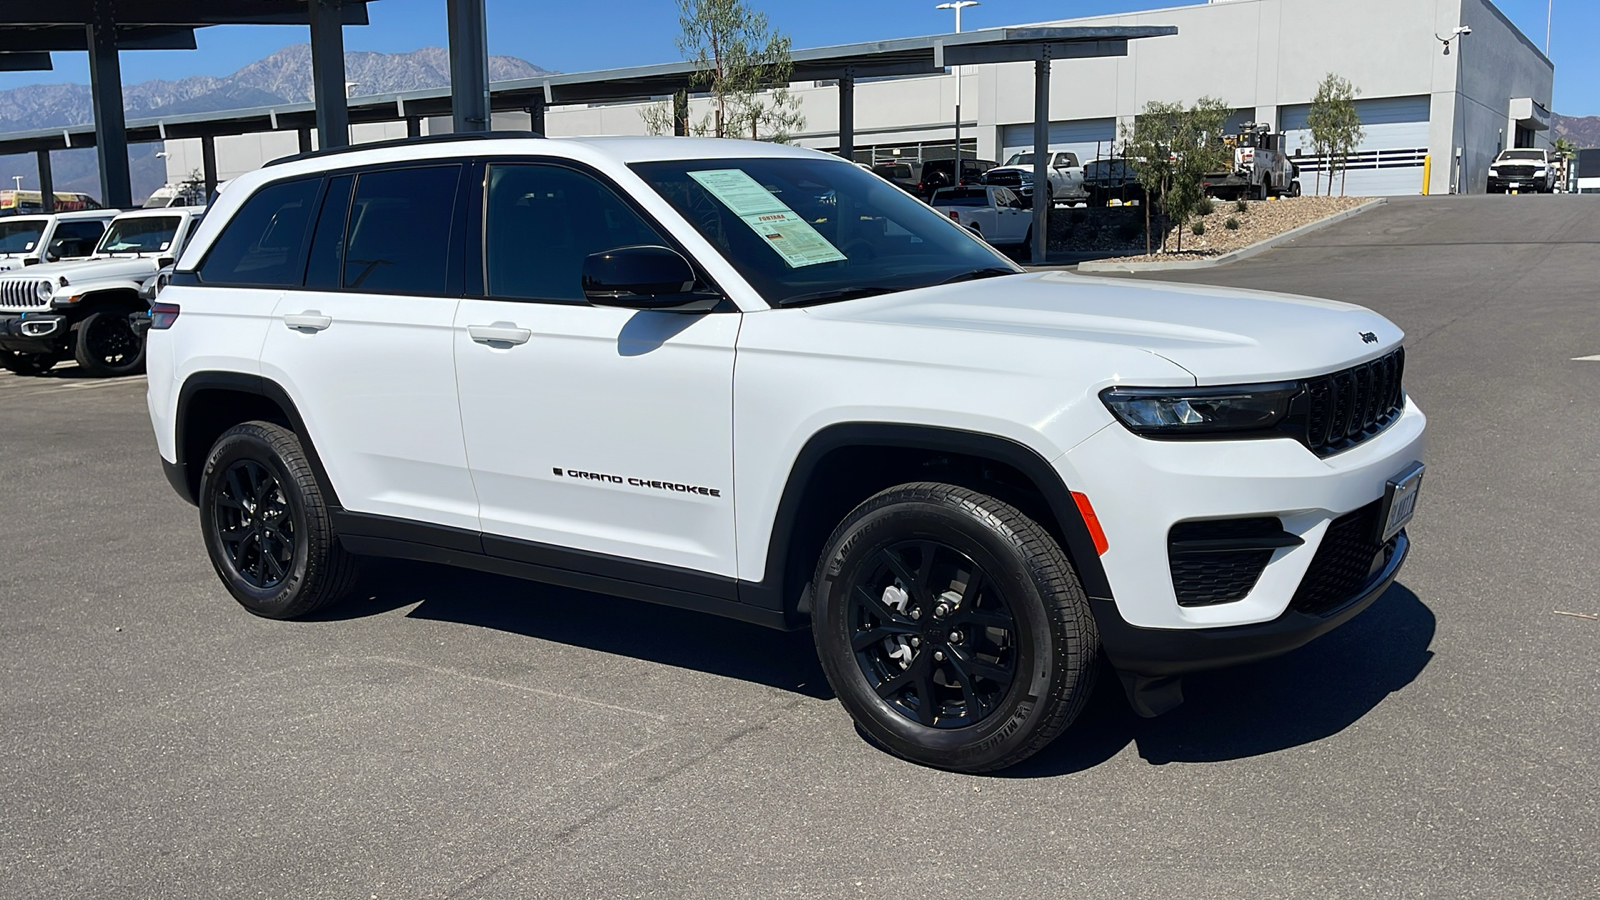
[148, 134, 1426, 772]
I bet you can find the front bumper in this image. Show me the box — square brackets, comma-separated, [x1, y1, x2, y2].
[0, 312, 69, 351]
[1057, 398, 1426, 672]
[1487, 175, 1547, 192]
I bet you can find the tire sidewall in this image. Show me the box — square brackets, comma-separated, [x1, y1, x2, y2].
[198, 428, 315, 618]
[815, 498, 1062, 770]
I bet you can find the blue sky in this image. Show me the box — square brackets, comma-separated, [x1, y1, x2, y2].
[2, 0, 1595, 116]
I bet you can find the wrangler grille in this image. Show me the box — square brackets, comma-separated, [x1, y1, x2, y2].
[1302, 348, 1405, 457]
[0, 278, 48, 310]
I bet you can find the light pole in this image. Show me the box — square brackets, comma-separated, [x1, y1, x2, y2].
[1547, 0, 1553, 57]
[936, 1, 979, 184]
[10, 175, 21, 192]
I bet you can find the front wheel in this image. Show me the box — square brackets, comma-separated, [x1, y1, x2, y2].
[199, 421, 359, 619]
[73, 309, 145, 377]
[1288, 180, 1302, 198]
[811, 482, 1099, 772]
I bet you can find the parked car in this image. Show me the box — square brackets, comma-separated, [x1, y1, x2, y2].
[1487, 148, 1557, 194]
[1082, 158, 1146, 206]
[149, 134, 1425, 772]
[930, 184, 1033, 246]
[870, 160, 924, 194]
[0, 208, 118, 272]
[983, 150, 1087, 205]
[142, 182, 209, 208]
[0, 206, 205, 376]
[914, 157, 996, 200]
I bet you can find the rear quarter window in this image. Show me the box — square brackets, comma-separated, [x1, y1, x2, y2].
[197, 178, 321, 286]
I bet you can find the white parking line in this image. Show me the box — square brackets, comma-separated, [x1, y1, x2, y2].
[1574, 355, 1600, 361]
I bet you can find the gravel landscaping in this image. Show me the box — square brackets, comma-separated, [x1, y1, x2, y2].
[1048, 195, 1372, 262]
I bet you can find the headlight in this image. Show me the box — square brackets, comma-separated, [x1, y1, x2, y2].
[34, 280, 53, 303]
[1489, 168, 1500, 176]
[1100, 383, 1301, 436]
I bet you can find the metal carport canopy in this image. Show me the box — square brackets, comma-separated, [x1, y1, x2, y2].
[0, 1, 372, 209]
[0, 21, 1173, 232]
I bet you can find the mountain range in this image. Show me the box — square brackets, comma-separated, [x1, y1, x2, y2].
[0, 45, 551, 202]
[1551, 113, 1600, 151]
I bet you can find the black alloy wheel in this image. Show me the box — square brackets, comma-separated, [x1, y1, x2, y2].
[812, 482, 1099, 772]
[213, 459, 296, 590]
[74, 309, 146, 377]
[199, 421, 358, 619]
[847, 539, 1018, 729]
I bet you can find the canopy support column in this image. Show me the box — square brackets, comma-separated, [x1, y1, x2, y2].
[447, 0, 490, 133]
[36, 149, 54, 213]
[838, 69, 856, 161]
[1031, 53, 1051, 265]
[201, 134, 218, 199]
[85, 3, 131, 208]
[309, 0, 350, 149]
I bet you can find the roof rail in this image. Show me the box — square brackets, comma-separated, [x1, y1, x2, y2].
[264, 130, 546, 168]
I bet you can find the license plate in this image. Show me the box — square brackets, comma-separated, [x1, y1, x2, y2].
[1507, 182, 1522, 188]
[1378, 462, 1425, 542]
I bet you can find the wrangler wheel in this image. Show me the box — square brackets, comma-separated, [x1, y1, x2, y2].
[812, 482, 1099, 772]
[73, 310, 145, 377]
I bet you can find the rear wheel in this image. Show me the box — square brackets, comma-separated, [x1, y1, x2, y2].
[0, 349, 60, 376]
[811, 482, 1099, 772]
[199, 421, 359, 619]
[1289, 180, 1303, 198]
[73, 309, 145, 377]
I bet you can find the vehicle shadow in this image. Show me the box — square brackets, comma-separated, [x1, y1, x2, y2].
[319, 559, 834, 699]
[321, 562, 1433, 772]
[1003, 583, 1436, 777]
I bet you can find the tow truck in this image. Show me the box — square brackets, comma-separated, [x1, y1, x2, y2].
[1203, 123, 1301, 200]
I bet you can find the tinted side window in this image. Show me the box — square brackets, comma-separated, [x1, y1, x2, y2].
[484, 164, 671, 303]
[304, 175, 353, 290]
[50, 221, 106, 258]
[197, 178, 320, 286]
[342, 166, 460, 295]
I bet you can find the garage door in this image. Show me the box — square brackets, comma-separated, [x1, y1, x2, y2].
[1280, 95, 1431, 196]
[1000, 119, 1117, 166]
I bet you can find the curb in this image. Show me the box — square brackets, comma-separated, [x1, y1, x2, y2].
[1073, 198, 1387, 273]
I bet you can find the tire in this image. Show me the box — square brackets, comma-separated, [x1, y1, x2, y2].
[73, 309, 145, 377]
[0, 349, 59, 376]
[811, 482, 1099, 772]
[199, 421, 359, 619]
[1289, 180, 1302, 198]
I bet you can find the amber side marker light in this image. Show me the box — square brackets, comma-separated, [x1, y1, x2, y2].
[1071, 491, 1109, 556]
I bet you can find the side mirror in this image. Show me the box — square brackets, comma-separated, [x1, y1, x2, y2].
[582, 245, 718, 312]
[159, 256, 175, 268]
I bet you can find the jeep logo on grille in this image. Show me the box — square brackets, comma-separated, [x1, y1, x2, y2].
[1360, 331, 1378, 344]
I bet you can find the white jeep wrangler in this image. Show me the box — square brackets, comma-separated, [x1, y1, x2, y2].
[0, 207, 204, 376]
[0, 208, 119, 273]
[148, 135, 1426, 771]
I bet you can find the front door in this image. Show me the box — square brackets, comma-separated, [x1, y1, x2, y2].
[258, 163, 480, 532]
[453, 161, 740, 577]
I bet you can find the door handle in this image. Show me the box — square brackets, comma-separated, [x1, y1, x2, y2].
[283, 311, 332, 332]
[468, 323, 532, 346]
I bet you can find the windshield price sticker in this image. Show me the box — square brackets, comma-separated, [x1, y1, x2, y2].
[689, 168, 847, 268]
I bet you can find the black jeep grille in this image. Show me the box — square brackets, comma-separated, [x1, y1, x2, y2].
[1290, 502, 1397, 616]
[1302, 348, 1406, 457]
[1168, 517, 1281, 607]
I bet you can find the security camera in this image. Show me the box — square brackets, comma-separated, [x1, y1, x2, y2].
[1454, 26, 1472, 36]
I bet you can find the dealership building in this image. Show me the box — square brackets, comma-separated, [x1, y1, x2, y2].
[162, 0, 1554, 198]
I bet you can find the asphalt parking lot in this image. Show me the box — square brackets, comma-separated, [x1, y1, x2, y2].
[2, 194, 1597, 898]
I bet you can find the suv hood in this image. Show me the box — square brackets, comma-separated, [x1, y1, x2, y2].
[3, 255, 161, 283]
[801, 270, 1403, 384]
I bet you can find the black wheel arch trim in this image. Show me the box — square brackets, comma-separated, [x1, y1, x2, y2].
[739, 422, 1115, 616]
[171, 370, 341, 509]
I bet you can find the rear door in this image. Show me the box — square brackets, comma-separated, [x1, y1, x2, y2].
[257, 163, 480, 532]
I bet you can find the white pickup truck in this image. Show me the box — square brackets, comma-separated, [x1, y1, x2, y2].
[982, 151, 1086, 206]
[0, 209, 120, 272]
[930, 185, 1033, 247]
[1487, 149, 1558, 194]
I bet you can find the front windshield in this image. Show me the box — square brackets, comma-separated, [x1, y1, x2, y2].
[1500, 151, 1546, 161]
[631, 157, 1018, 306]
[98, 216, 181, 255]
[0, 219, 46, 255]
[1005, 153, 1035, 167]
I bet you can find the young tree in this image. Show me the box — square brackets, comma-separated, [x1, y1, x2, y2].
[1307, 74, 1365, 196]
[1120, 97, 1231, 253]
[640, 0, 804, 143]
